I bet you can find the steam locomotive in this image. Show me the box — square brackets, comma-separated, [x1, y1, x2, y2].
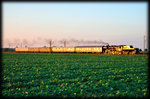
[15, 45, 138, 55]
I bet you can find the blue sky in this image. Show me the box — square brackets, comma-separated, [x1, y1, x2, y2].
[2, 2, 148, 50]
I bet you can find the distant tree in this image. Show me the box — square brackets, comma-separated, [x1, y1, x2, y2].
[60, 39, 67, 47]
[43, 46, 47, 48]
[22, 39, 29, 48]
[45, 39, 54, 48]
[70, 38, 80, 46]
[69, 38, 77, 46]
[13, 39, 21, 48]
[5, 39, 12, 48]
[31, 39, 37, 47]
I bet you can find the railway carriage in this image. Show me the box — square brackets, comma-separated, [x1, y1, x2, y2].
[52, 47, 75, 53]
[38, 48, 51, 53]
[75, 46, 103, 53]
[28, 48, 39, 53]
[15, 48, 28, 53]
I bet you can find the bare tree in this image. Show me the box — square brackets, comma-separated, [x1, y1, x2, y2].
[30, 39, 37, 47]
[45, 38, 55, 48]
[59, 39, 69, 47]
[86, 40, 98, 45]
[68, 38, 77, 46]
[74, 39, 81, 46]
[5, 39, 12, 48]
[22, 39, 29, 48]
[13, 38, 21, 48]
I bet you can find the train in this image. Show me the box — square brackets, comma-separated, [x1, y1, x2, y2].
[15, 45, 138, 55]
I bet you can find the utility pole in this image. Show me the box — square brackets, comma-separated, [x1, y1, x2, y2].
[143, 35, 145, 52]
[49, 40, 52, 53]
[9, 44, 11, 48]
[49, 40, 52, 48]
[64, 41, 66, 47]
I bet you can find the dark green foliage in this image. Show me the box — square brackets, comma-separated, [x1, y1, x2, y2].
[2, 53, 148, 98]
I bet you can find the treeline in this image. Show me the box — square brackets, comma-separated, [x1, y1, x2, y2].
[2, 48, 15, 52]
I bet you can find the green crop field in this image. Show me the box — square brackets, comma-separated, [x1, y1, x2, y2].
[2, 53, 148, 98]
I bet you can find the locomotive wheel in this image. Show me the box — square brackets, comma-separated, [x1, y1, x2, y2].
[118, 51, 121, 55]
[129, 51, 136, 55]
[133, 51, 136, 54]
[115, 51, 118, 55]
[122, 51, 128, 54]
[115, 51, 119, 55]
[105, 50, 108, 54]
[129, 52, 132, 55]
[108, 51, 111, 54]
[125, 51, 129, 55]
[112, 51, 115, 55]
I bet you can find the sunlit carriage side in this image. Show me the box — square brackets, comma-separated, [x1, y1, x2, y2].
[75, 46, 103, 54]
[27, 48, 39, 53]
[15, 48, 29, 53]
[38, 48, 51, 53]
[52, 47, 75, 53]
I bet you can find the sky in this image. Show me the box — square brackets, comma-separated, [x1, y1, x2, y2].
[2, 2, 148, 50]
